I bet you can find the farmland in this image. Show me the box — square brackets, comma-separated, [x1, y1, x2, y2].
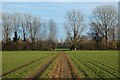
[2, 51, 59, 78]
[67, 51, 119, 78]
[2, 51, 120, 79]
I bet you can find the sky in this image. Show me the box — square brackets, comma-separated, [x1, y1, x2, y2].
[1, 0, 120, 2]
[2, 2, 118, 41]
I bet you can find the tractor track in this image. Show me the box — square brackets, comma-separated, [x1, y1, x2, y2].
[1, 53, 55, 77]
[66, 53, 80, 79]
[46, 51, 80, 79]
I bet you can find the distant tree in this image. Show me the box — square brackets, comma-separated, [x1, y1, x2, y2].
[64, 36, 72, 48]
[2, 12, 12, 42]
[89, 22, 103, 49]
[12, 13, 21, 42]
[48, 19, 57, 50]
[13, 31, 20, 42]
[27, 15, 41, 42]
[27, 15, 41, 49]
[64, 9, 85, 49]
[21, 14, 28, 42]
[90, 5, 117, 49]
[40, 20, 48, 40]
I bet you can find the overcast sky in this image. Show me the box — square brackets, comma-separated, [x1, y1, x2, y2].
[2, 1, 118, 41]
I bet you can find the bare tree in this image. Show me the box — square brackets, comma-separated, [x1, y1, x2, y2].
[25, 15, 41, 50]
[64, 9, 85, 49]
[27, 16, 41, 42]
[40, 20, 48, 40]
[2, 12, 12, 42]
[48, 19, 57, 49]
[89, 22, 103, 49]
[21, 14, 27, 42]
[90, 5, 118, 49]
[2, 12, 59, 50]
[12, 13, 21, 42]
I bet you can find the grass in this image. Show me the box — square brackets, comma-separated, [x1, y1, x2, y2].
[55, 48, 70, 51]
[66, 50, 119, 78]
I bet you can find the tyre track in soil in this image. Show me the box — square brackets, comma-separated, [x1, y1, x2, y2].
[1, 53, 55, 77]
[47, 51, 80, 79]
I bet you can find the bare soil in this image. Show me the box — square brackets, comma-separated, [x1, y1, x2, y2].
[47, 51, 80, 78]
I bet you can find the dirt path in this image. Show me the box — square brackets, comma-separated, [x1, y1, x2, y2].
[47, 51, 80, 78]
[30, 51, 80, 79]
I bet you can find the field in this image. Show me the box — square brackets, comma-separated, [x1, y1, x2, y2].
[67, 51, 119, 78]
[2, 51, 120, 79]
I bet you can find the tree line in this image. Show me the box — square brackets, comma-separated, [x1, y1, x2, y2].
[2, 13, 57, 50]
[2, 5, 120, 50]
[62, 5, 119, 50]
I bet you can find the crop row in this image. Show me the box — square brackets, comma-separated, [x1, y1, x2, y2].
[2, 51, 59, 78]
[67, 51, 119, 78]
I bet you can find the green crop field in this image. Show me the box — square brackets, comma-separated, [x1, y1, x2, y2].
[2, 50, 120, 79]
[2, 51, 59, 78]
[67, 50, 119, 78]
